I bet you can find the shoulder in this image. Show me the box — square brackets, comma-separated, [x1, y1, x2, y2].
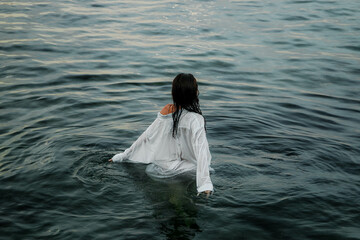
[184, 111, 205, 128]
[160, 104, 175, 115]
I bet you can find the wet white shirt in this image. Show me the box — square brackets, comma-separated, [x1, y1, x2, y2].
[112, 110, 214, 193]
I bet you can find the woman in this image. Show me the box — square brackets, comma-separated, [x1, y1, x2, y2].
[109, 73, 213, 196]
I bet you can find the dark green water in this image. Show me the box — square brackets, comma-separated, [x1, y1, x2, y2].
[1, 0, 360, 239]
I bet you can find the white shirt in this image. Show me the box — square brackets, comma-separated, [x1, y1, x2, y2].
[112, 110, 214, 193]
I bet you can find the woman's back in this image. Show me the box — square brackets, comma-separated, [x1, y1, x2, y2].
[111, 108, 213, 192]
[110, 73, 213, 194]
[151, 108, 206, 161]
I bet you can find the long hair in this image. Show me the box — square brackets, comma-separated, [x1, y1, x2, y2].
[171, 73, 205, 137]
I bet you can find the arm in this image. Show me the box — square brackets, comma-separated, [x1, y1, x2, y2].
[110, 116, 160, 164]
[111, 129, 147, 163]
[192, 119, 214, 194]
[110, 104, 173, 163]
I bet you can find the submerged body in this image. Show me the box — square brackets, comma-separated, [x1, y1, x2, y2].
[112, 107, 214, 193]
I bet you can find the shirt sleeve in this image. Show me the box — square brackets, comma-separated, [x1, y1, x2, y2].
[112, 116, 160, 164]
[192, 118, 214, 193]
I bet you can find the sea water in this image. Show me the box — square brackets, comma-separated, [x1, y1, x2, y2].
[1, 1, 359, 239]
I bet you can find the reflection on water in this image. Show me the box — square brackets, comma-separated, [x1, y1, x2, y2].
[125, 164, 201, 240]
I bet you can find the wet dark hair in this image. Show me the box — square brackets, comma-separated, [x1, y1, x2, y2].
[171, 73, 205, 137]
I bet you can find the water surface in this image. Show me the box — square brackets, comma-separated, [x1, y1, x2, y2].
[1, 0, 360, 239]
